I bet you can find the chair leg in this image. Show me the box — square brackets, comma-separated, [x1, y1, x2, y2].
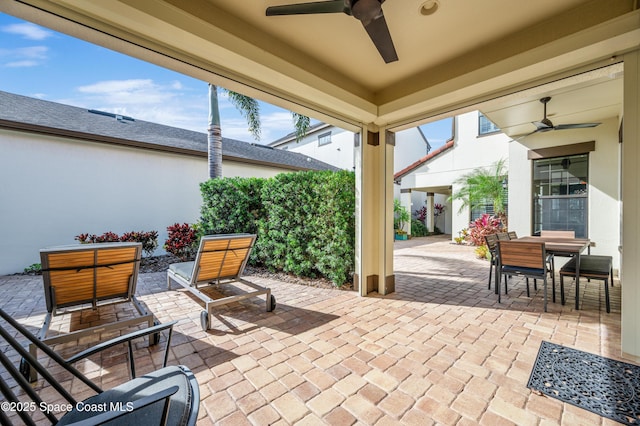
[560, 275, 566, 305]
[543, 276, 548, 312]
[488, 262, 493, 290]
[504, 274, 508, 294]
[525, 278, 530, 297]
[604, 278, 611, 313]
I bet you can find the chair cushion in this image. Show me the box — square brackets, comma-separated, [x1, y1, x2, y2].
[58, 365, 198, 426]
[502, 265, 545, 277]
[169, 261, 195, 282]
[559, 255, 612, 278]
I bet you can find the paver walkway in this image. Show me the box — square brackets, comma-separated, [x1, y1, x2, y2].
[0, 235, 625, 425]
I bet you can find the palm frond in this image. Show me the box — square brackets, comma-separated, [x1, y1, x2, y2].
[225, 90, 261, 140]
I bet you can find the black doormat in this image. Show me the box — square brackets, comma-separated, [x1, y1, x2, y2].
[528, 341, 640, 425]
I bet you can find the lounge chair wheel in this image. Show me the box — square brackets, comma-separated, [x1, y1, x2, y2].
[200, 310, 210, 331]
[19, 357, 31, 381]
[267, 295, 276, 312]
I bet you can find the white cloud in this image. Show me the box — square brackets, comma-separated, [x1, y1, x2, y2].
[1, 22, 53, 40]
[0, 46, 48, 67]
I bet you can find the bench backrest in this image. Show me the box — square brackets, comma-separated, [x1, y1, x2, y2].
[40, 242, 141, 313]
[192, 234, 256, 283]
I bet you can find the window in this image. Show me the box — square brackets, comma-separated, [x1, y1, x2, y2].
[478, 113, 500, 135]
[318, 131, 332, 146]
[470, 191, 508, 222]
[532, 154, 588, 238]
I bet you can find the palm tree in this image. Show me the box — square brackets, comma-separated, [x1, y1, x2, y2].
[207, 83, 310, 179]
[449, 158, 508, 227]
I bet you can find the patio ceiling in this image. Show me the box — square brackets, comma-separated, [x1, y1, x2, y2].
[2, 1, 639, 133]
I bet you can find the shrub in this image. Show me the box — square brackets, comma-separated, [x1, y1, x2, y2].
[76, 230, 159, 257]
[475, 245, 490, 260]
[255, 170, 355, 286]
[164, 223, 198, 261]
[199, 177, 264, 236]
[466, 214, 502, 246]
[415, 206, 427, 223]
[121, 231, 159, 257]
[24, 263, 42, 275]
[411, 219, 429, 237]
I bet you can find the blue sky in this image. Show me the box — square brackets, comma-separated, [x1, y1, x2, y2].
[0, 12, 452, 147]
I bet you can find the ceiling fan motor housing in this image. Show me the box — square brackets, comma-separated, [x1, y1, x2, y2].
[352, 0, 383, 23]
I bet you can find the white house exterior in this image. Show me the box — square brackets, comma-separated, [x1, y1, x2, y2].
[396, 111, 511, 236]
[396, 110, 621, 272]
[0, 91, 336, 275]
[270, 123, 431, 173]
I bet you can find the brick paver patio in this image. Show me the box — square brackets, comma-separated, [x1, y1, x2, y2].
[0, 235, 624, 425]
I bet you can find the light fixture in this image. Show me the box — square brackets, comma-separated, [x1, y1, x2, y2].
[419, 0, 439, 16]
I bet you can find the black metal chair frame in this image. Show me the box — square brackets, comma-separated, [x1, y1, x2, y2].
[496, 241, 552, 312]
[0, 308, 199, 425]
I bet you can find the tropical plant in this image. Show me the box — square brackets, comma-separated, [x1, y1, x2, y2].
[449, 158, 508, 226]
[207, 84, 310, 179]
[466, 214, 502, 246]
[411, 218, 429, 237]
[164, 223, 199, 261]
[394, 199, 410, 233]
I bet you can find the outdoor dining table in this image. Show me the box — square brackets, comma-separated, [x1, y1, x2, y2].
[517, 235, 591, 309]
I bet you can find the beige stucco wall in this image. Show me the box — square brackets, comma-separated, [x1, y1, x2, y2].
[402, 111, 511, 238]
[0, 129, 299, 275]
[508, 117, 621, 270]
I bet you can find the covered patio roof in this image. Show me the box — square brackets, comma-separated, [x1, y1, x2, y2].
[1, 1, 636, 131]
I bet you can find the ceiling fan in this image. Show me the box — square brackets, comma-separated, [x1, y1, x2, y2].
[266, 0, 398, 64]
[529, 96, 601, 134]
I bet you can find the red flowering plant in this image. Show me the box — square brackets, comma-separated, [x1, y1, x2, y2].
[75, 230, 159, 257]
[164, 223, 199, 261]
[466, 214, 502, 246]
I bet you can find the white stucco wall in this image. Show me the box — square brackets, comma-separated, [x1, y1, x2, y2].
[402, 111, 511, 238]
[0, 129, 301, 275]
[274, 126, 355, 170]
[508, 117, 621, 270]
[275, 126, 429, 175]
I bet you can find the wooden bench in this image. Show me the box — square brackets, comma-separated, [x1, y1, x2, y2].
[559, 255, 613, 313]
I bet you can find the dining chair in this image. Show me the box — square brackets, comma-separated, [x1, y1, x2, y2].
[540, 230, 575, 238]
[496, 232, 510, 241]
[484, 234, 500, 291]
[507, 231, 518, 240]
[559, 255, 613, 312]
[497, 240, 552, 312]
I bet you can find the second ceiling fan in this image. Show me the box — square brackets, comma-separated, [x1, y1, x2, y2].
[266, 0, 398, 64]
[529, 96, 601, 134]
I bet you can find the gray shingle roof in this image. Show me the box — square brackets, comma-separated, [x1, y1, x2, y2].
[0, 90, 338, 172]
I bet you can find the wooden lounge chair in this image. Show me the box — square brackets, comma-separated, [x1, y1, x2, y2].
[167, 234, 276, 331]
[28, 242, 157, 381]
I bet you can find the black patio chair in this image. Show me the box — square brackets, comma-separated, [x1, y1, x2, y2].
[484, 234, 500, 292]
[0, 308, 199, 425]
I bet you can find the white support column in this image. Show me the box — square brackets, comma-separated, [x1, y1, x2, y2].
[622, 50, 640, 361]
[426, 193, 435, 233]
[354, 127, 395, 296]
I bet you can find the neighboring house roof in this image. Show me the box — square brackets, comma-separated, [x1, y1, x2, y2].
[269, 122, 331, 147]
[394, 139, 455, 181]
[0, 91, 338, 172]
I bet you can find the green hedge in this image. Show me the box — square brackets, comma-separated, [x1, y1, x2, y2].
[199, 170, 355, 286]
